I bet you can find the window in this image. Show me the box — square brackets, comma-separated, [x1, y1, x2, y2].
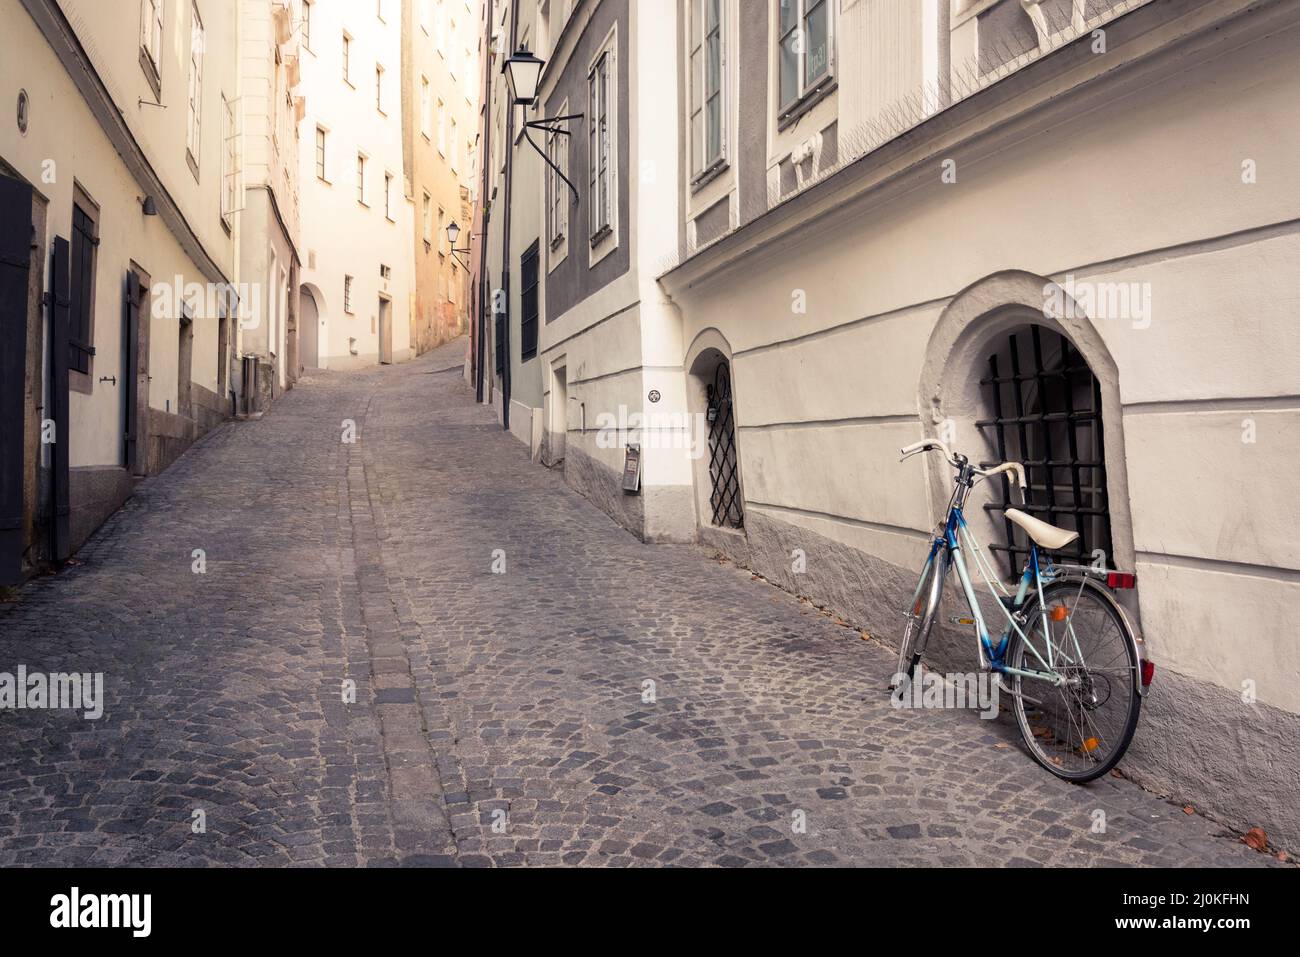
[302, 1, 312, 49]
[689, 0, 725, 180]
[777, 0, 834, 120]
[547, 100, 569, 254]
[342, 33, 352, 84]
[376, 0, 386, 21]
[375, 64, 385, 112]
[68, 188, 99, 380]
[587, 44, 614, 242]
[449, 118, 458, 169]
[520, 241, 540, 361]
[980, 325, 1112, 575]
[420, 0, 431, 33]
[186, 4, 205, 177]
[437, 206, 445, 255]
[421, 77, 431, 137]
[437, 99, 446, 154]
[422, 192, 432, 245]
[344, 275, 354, 313]
[356, 153, 368, 205]
[139, 0, 164, 96]
[384, 172, 394, 220]
[221, 95, 237, 226]
[315, 126, 328, 179]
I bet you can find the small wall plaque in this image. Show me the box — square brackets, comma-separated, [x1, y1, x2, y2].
[621, 444, 641, 494]
[16, 90, 29, 136]
[647, 389, 661, 403]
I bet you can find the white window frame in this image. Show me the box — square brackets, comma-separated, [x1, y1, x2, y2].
[356, 152, 368, 205]
[139, 0, 164, 91]
[384, 171, 394, 221]
[342, 32, 353, 85]
[221, 94, 238, 227]
[689, 0, 726, 185]
[776, 0, 835, 124]
[302, 1, 312, 50]
[343, 275, 354, 314]
[586, 27, 617, 258]
[422, 192, 433, 246]
[186, 3, 205, 178]
[546, 97, 570, 270]
[437, 99, 446, 155]
[315, 125, 329, 181]
[421, 77, 432, 138]
[375, 63, 385, 113]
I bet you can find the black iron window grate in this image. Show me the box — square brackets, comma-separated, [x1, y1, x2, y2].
[977, 325, 1111, 577]
[707, 362, 743, 528]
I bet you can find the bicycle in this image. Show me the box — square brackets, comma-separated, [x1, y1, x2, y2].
[894, 438, 1153, 782]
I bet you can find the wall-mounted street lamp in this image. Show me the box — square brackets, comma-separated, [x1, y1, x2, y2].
[504, 46, 582, 202]
[446, 221, 472, 269]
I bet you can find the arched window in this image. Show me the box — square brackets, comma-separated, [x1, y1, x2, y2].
[978, 324, 1111, 576]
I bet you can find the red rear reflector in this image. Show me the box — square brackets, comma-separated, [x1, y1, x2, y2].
[1140, 660, 1155, 687]
[1107, 572, 1136, 589]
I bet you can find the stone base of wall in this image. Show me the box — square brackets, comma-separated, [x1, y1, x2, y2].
[705, 505, 1300, 854]
[564, 444, 645, 540]
[68, 466, 136, 553]
[147, 385, 228, 476]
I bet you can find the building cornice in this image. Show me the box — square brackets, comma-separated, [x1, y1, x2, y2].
[21, 0, 231, 285]
[658, 0, 1294, 296]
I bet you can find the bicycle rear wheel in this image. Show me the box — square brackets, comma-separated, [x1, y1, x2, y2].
[893, 547, 946, 688]
[1005, 579, 1141, 782]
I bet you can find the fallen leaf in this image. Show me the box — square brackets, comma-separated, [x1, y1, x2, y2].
[1182, 805, 1195, 815]
[1243, 827, 1268, 852]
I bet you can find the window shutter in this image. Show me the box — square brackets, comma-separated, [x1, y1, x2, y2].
[0, 176, 32, 583]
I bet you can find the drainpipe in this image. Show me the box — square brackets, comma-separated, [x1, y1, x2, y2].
[498, 0, 519, 433]
[474, 0, 493, 403]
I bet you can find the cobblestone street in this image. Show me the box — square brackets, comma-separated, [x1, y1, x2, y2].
[0, 338, 1278, 868]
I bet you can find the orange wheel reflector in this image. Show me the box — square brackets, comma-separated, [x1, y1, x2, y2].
[1049, 605, 1069, 622]
[913, 600, 924, 615]
[1082, 737, 1099, 753]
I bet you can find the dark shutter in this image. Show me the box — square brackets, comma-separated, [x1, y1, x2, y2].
[69, 204, 96, 375]
[494, 308, 506, 377]
[0, 176, 32, 584]
[519, 240, 539, 361]
[49, 237, 72, 561]
[123, 272, 141, 471]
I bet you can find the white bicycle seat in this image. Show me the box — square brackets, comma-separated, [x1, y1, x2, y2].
[1005, 508, 1079, 550]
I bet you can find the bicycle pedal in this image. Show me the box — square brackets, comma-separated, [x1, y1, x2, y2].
[949, 616, 976, 626]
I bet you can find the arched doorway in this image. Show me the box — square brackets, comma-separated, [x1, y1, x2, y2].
[299, 284, 320, 371]
[686, 330, 745, 532]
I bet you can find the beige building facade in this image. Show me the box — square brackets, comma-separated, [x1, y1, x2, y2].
[2, 0, 240, 574]
[405, 0, 481, 356]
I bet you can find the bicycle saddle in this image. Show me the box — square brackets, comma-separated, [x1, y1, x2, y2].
[1005, 508, 1079, 550]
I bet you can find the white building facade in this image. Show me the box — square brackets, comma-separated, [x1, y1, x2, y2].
[477, 0, 1300, 851]
[297, 0, 414, 370]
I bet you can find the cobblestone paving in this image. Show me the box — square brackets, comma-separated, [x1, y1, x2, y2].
[0, 338, 1281, 867]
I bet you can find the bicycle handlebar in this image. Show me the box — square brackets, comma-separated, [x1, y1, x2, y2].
[899, 440, 1026, 489]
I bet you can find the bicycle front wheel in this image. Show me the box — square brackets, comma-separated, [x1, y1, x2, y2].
[1005, 579, 1141, 783]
